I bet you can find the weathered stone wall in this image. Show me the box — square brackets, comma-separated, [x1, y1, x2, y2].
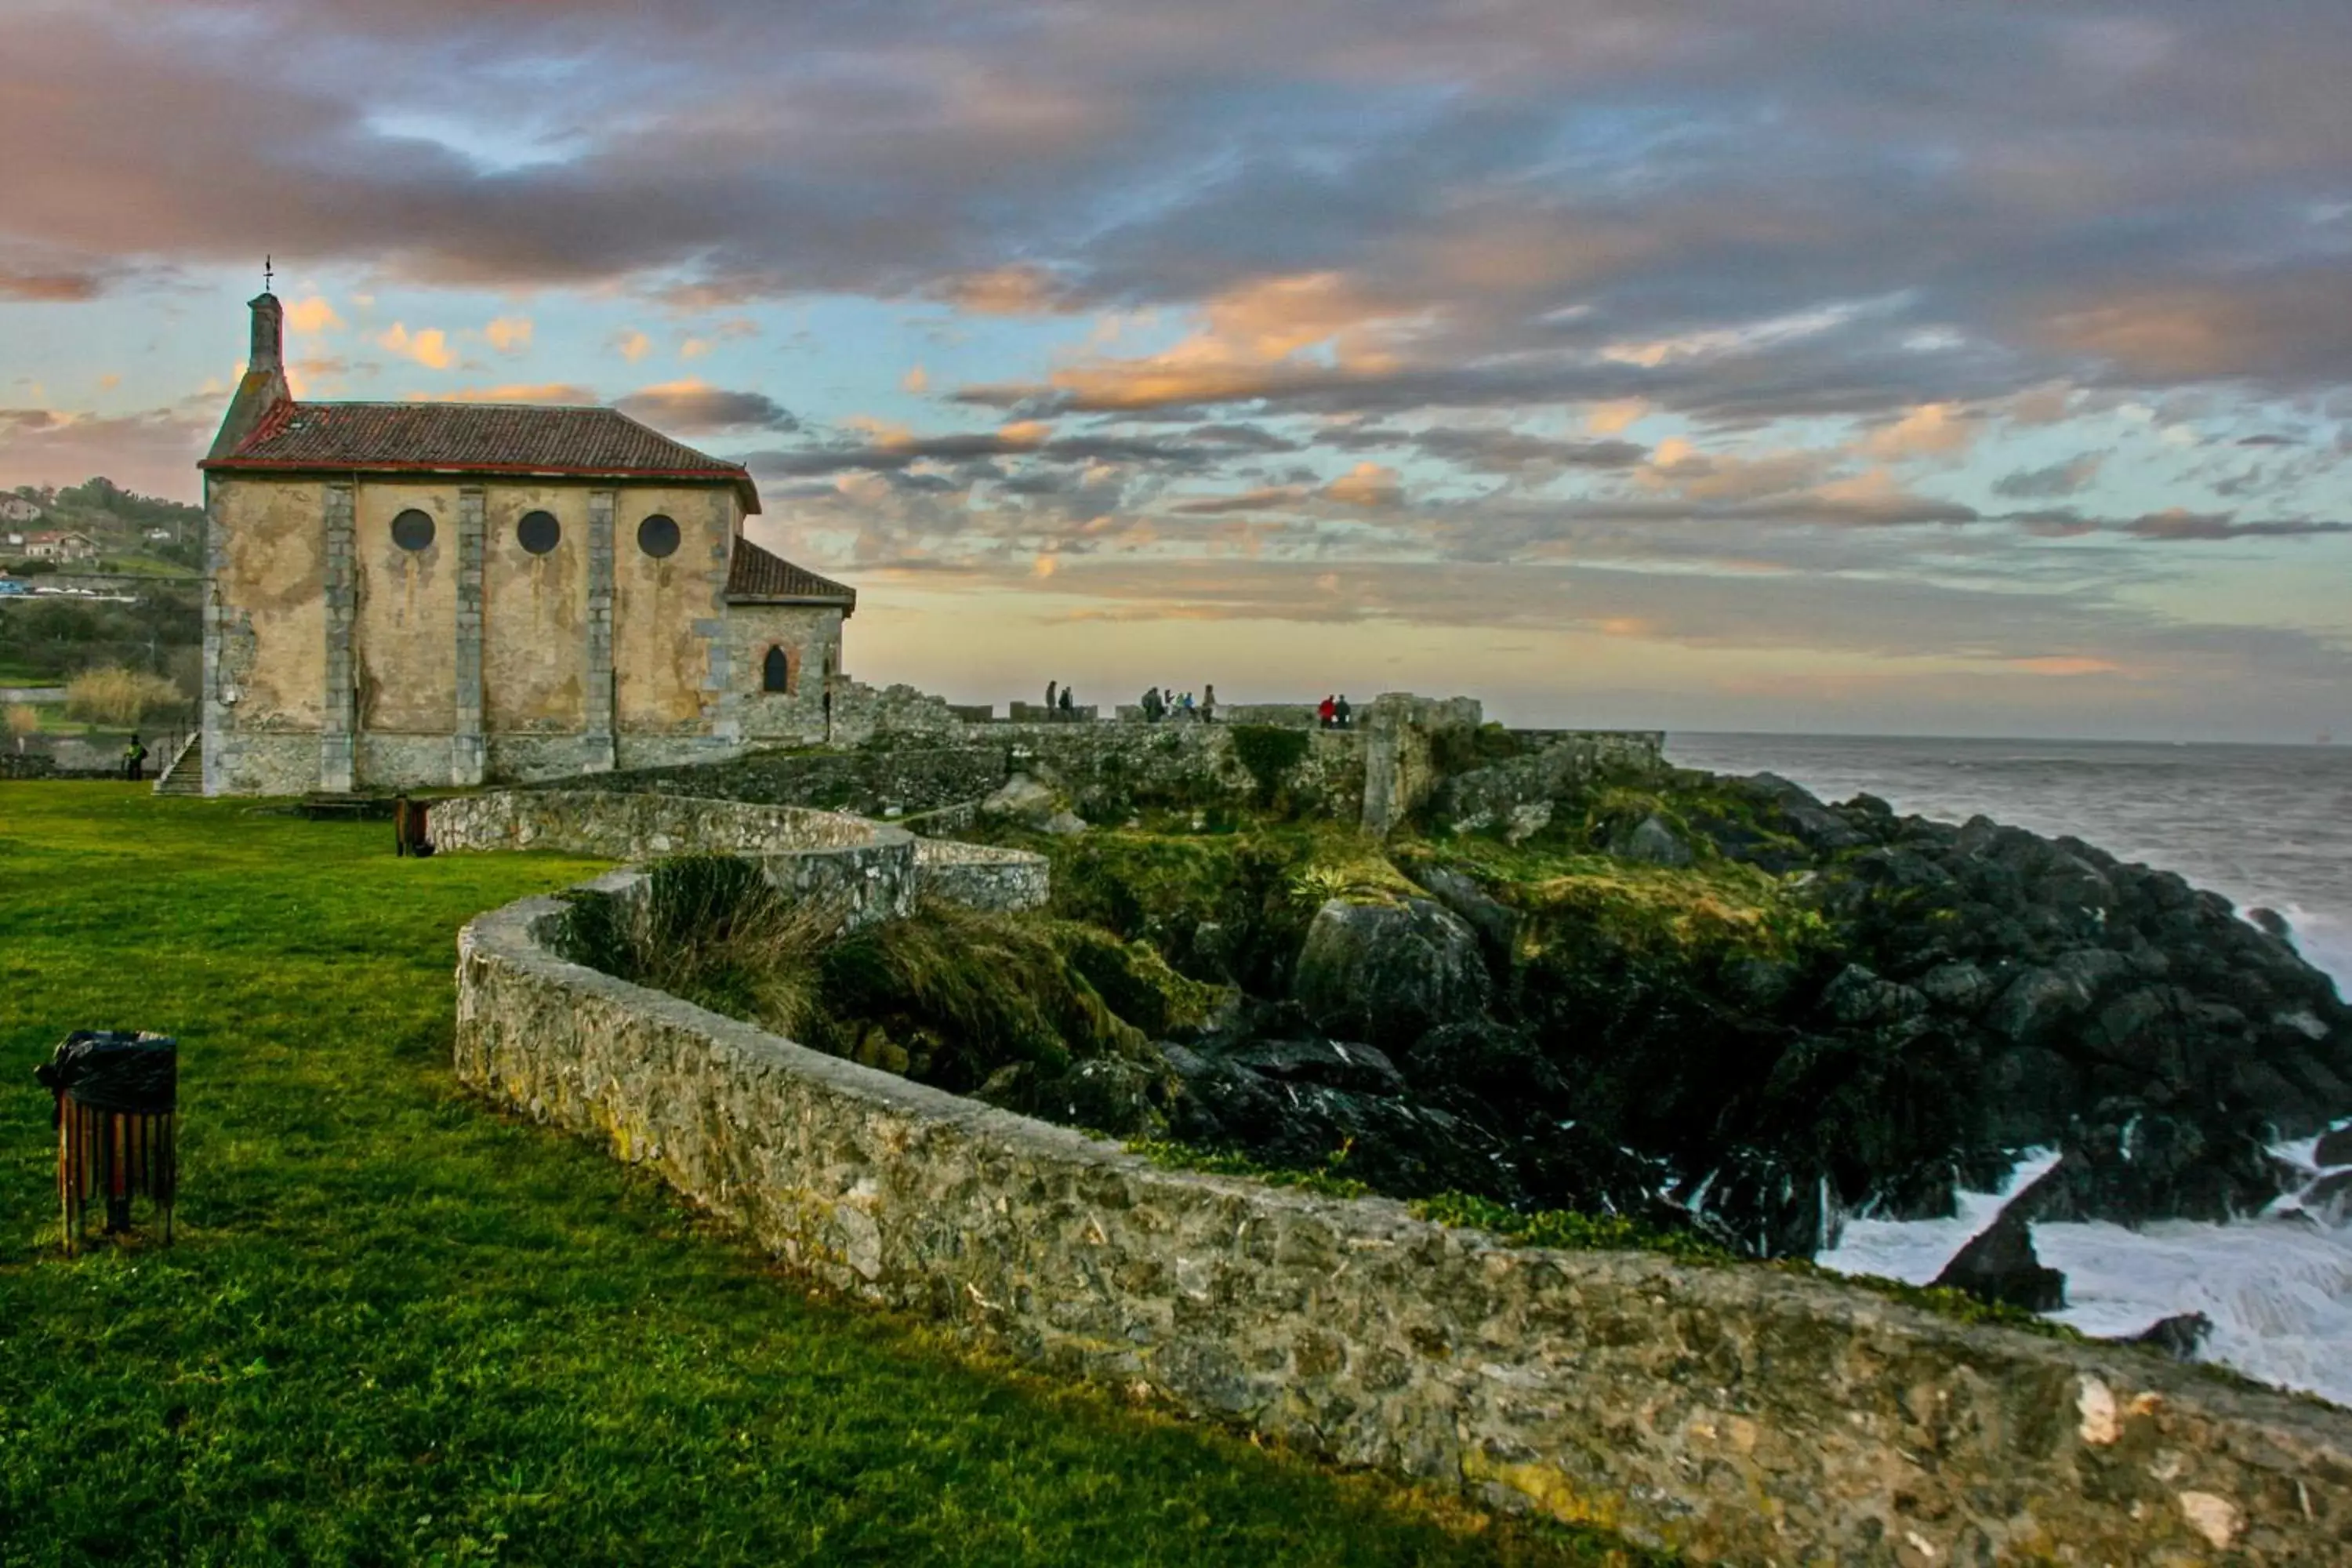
[829, 678, 963, 744]
[1436, 731, 1669, 834]
[564, 740, 1011, 817]
[1360, 694, 1483, 837]
[728, 602, 841, 746]
[432, 788, 884, 859]
[456, 893, 2352, 1565]
[432, 789, 1047, 921]
[911, 836, 1051, 912]
[548, 711, 1662, 836]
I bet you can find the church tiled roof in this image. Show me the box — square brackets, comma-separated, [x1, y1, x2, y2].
[201, 400, 760, 512]
[726, 538, 855, 610]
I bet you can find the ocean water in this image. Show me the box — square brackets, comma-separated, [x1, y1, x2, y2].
[1662, 733, 2352, 1403]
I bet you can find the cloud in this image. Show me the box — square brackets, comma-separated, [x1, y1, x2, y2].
[283, 295, 343, 334]
[1585, 399, 1647, 436]
[935, 266, 1075, 316]
[483, 315, 532, 354]
[614, 378, 798, 433]
[2122, 508, 2352, 542]
[902, 364, 930, 394]
[1322, 423, 1646, 473]
[0, 405, 214, 497]
[2037, 270, 2352, 384]
[1323, 462, 1402, 506]
[612, 329, 652, 365]
[1864, 402, 1975, 461]
[1993, 454, 2105, 499]
[376, 322, 454, 370]
[421, 383, 599, 405]
[0, 268, 105, 302]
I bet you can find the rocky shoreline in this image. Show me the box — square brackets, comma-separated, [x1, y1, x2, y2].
[564, 754, 2352, 1320]
[1033, 768, 2352, 1279]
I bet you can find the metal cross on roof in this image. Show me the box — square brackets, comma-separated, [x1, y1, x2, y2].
[263, 255, 274, 293]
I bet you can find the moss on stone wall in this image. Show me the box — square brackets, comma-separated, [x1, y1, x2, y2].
[1228, 724, 1311, 808]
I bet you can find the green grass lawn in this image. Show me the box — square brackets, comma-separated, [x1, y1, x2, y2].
[0, 786, 1654, 1567]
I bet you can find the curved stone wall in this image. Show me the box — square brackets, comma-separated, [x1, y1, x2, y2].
[432, 788, 884, 858]
[911, 836, 1051, 913]
[431, 788, 1049, 917]
[456, 879, 2352, 1566]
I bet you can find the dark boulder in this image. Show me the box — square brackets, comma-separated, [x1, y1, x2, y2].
[1679, 1145, 1844, 1260]
[1977, 1046, 2084, 1145]
[1404, 864, 1520, 965]
[1293, 897, 1493, 1053]
[1744, 773, 1870, 852]
[1613, 815, 1693, 867]
[1987, 965, 2098, 1044]
[1918, 960, 1997, 1015]
[1402, 1018, 1566, 1117]
[1820, 964, 1929, 1029]
[1222, 1037, 1406, 1097]
[2122, 1312, 2215, 1363]
[2017, 1116, 2282, 1228]
[2314, 1124, 2352, 1168]
[1932, 1207, 2067, 1312]
[2249, 906, 2292, 940]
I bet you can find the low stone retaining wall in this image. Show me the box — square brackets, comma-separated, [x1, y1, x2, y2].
[912, 837, 1050, 912]
[432, 789, 884, 859]
[433, 789, 1048, 927]
[457, 883, 2352, 1566]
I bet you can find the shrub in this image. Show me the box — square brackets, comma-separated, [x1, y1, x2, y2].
[64, 665, 181, 728]
[1227, 724, 1308, 808]
[5, 704, 39, 739]
[557, 855, 836, 1040]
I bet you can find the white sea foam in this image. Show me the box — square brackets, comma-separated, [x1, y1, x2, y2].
[1818, 1138, 2352, 1406]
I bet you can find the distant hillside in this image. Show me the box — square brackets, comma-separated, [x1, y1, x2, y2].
[6, 477, 203, 572]
[1, 477, 202, 689]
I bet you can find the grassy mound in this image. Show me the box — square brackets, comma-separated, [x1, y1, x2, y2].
[561, 858, 1224, 1128]
[0, 785, 1655, 1567]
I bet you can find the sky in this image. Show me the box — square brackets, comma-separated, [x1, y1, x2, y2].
[2, 0, 2349, 740]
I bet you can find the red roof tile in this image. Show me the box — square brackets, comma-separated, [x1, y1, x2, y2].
[726, 538, 855, 608]
[201, 400, 760, 512]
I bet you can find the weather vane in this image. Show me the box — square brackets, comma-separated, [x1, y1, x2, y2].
[263, 254, 274, 293]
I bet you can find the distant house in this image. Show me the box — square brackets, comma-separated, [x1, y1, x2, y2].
[144, 527, 175, 542]
[23, 531, 99, 562]
[0, 497, 43, 524]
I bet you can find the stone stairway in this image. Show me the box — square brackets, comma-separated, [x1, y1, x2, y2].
[153, 732, 202, 796]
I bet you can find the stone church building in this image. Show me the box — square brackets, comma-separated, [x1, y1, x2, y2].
[197, 291, 854, 795]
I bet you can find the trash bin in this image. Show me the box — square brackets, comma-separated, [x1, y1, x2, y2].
[36, 1031, 177, 1252]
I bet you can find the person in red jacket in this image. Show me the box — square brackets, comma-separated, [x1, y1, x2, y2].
[1316, 695, 1337, 728]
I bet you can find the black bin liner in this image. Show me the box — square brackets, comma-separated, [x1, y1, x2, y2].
[35, 1031, 178, 1120]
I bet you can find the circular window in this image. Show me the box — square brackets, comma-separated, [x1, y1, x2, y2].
[390, 509, 435, 552]
[517, 510, 561, 555]
[637, 514, 681, 559]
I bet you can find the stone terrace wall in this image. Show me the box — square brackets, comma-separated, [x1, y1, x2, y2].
[552, 724, 1367, 824]
[433, 789, 880, 859]
[431, 789, 1047, 927]
[550, 743, 1010, 820]
[459, 885, 2352, 1566]
[910, 837, 1050, 912]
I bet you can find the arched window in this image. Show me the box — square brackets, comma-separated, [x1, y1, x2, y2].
[762, 645, 797, 695]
